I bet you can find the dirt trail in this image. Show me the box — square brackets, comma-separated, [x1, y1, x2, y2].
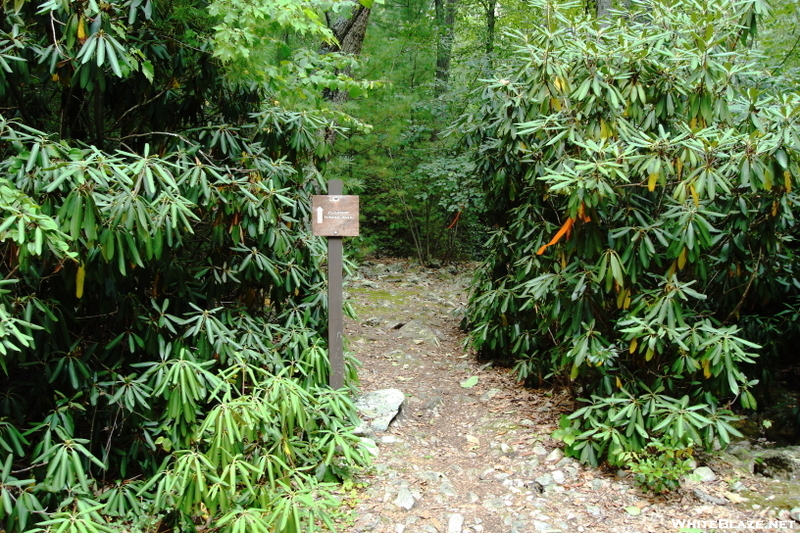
[343, 259, 800, 533]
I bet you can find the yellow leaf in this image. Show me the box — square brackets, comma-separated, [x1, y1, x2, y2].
[629, 338, 638, 354]
[554, 77, 563, 91]
[764, 170, 773, 190]
[667, 260, 677, 278]
[647, 172, 659, 192]
[624, 295, 631, 309]
[600, 120, 610, 139]
[690, 117, 698, 130]
[724, 491, 748, 504]
[676, 157, 684, 178]
[77, 16, 86, 41]
[678, 246, 688, 270]
[771, 201, 779, 217]
[690, 184, 699, 207]
[645, 348, 654, 361]
[702, 359, 711, 379]
[550, 97, 562, 111]
[785, 170, 792, 193]
[616, 376, 622, 389]
[500, 313, 508, 327]
[76, 264, 85, 299]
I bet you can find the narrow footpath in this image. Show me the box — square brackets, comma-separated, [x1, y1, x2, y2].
[343, 260, 800, 533]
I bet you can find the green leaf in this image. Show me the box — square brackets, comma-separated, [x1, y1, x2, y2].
[460, 376, 479, 388]
[142, 60, 154, 82]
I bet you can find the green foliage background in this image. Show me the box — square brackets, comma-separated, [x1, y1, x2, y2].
[328, 0, 491, 264]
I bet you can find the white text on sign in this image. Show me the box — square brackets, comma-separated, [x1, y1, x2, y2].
[311, 195, 360, 237]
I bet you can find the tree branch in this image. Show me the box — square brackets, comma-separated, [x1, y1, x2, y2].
[773, 32, 800, 73]
[111, 86, 172, 132]
[724, 249, 763, 324]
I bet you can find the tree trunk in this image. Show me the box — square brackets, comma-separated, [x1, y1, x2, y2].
[323, 3, 372, 103]
[60, 85, 89, 142]
[596, 0, 612, 18]
[434, 0, 457, 95]
[94, 89, 104, 149]
[485, 0, 496, 73]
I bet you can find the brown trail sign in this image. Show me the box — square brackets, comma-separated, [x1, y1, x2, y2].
[312, 194, 359, 237]
[313, 181, 359, 389]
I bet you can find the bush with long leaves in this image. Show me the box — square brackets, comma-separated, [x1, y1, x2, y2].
[459, 0, 800, 466]
[0, 112, 370, 532]
[0, 0, 374, 528]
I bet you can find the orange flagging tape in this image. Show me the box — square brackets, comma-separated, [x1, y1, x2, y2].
[536, 217, 574, 255]
[446, 210, 461, 230]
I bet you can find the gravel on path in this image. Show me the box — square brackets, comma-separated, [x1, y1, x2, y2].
[343, 259, 800, 533]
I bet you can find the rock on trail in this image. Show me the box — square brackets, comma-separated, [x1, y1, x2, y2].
[355, 388, 406, 434]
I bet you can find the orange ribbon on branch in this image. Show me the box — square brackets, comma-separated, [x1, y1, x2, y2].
[536, 203, 591, 255]
[536, 217, 574, 255]
[446, 210, 462, 230]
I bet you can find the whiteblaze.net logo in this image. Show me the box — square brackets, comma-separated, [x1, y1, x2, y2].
[672, 519, 797, 530]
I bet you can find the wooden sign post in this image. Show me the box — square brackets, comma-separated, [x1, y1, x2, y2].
[312, 180, 359, 389]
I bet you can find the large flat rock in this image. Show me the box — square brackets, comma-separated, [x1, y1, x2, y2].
[394, 320, 441, 346]
[354, 388, 405, 433]
[754, 446, 800, 481]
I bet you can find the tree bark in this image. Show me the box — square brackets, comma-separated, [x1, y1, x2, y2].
[485, 0, 496, 72]
[323, 3, 372, 103]
[94, 88, 104, 149]
[327, 5, 371, 57]
[596, 0, 612, 18]
[434, 0, 457, 95]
